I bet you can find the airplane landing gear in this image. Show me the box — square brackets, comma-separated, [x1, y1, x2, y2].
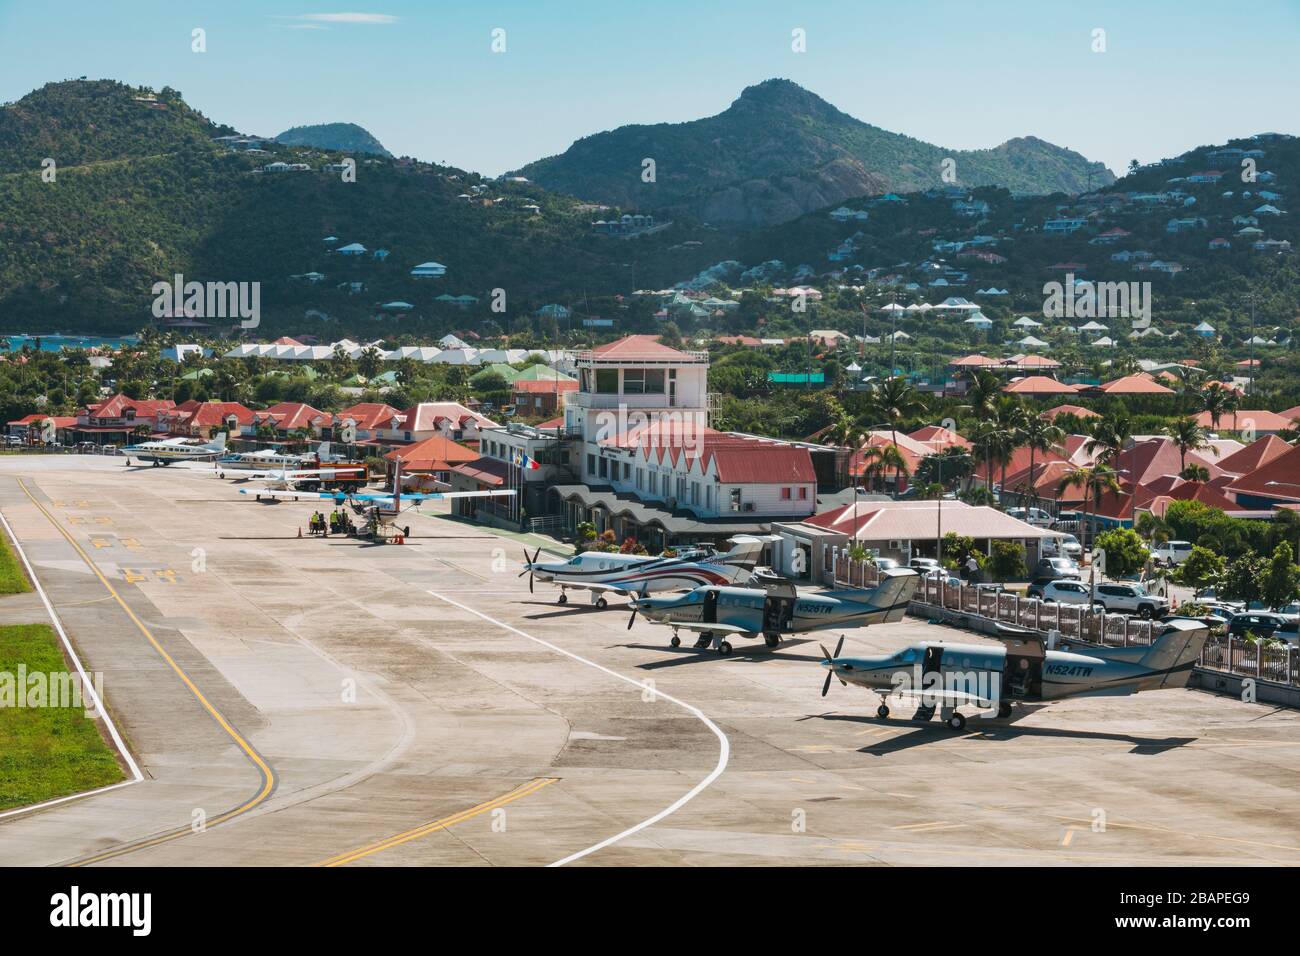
[594, 596, 608, 609]
[876, 703, 890, 719]
[716, 640, 732, 656]
[763, 633, 780, 648]
[670, 634, 681, 648]
[946, 712, 967, 732]
[997, 701, 1013, 719]
[557, 591, 568, 604]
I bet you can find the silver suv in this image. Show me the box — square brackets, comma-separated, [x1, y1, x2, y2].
[1093, 582, 1169, 619]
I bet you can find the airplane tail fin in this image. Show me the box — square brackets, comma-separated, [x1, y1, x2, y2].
[205, 432, 228, 452]
[836, 568, 920, 623]
[721, 536, 765, 573]
[317, 440, 331, 461]
[1138, 619, 1210, 689]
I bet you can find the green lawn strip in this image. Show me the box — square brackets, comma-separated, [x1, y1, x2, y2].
[0, 523, 33, 594]
[0, 623, 126, 811]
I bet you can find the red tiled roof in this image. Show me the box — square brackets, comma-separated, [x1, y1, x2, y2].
[1003, 376, 1081, 395]
[1193, 410, 1296, 432]
[950, 354, 1001, 367]
[385, 434, 478, 471]
[1224, 444, 1300, 502]
[255, 402, 331, 430]
[86, 394, 176, 419]
[587, 335, 702, 362]
[977, 445, 1068, 483]
[512, 379, 578, 394]
[450, 457, 509, 487]
[710, 445, 816, 483]
[1041, 404, 1101, 421]
[399, 402, 497, 433]
[1091, 373, 1176, 395]
[1215, 435, 1293, 476]
[8, 414, 76, 427]
[908, 425, 971, 449]
[163, 401, 255, 427]
[334, 402, 403, 430]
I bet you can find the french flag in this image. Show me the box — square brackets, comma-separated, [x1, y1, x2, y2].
[515, 451, 541, 471]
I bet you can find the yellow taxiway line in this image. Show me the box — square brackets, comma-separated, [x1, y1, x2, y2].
[315, 777, 558, 867]
[15, 478, 277, 866]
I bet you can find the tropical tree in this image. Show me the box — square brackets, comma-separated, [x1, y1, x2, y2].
[1058, 464, 1122, 552]
[1200, 385, 1239, 431]
[863, 376, 927, 491]
[1164, 417, 1213, 473]
[1085, 412, 1133, 466]
[993, 399, 1030, 505]
[1019, 414, 1065, 512]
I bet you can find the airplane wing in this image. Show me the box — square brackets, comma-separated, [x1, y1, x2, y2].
[238, 488, 349, 501]
[662, 621, 754, 635]
[398, 490, 515, 501]
[886, 686, 999, 707]
[559, 581, 636, 595]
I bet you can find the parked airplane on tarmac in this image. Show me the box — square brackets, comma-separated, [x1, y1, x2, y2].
[239, 463, 368, 493]
[818, 617, 1212, 731]
[519, 536, 765, 607]
[124, 432, 228, 465]
[216, 441, 335, 475]
[626, 567, 920, 655]
[240, 459, 512, 540]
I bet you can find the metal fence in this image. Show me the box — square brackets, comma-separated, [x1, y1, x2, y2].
[831, 551, 1300, 689]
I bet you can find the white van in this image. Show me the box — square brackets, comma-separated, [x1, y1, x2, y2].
[1041, 533, 1082, 560]
[1151, 540, 1194, 567]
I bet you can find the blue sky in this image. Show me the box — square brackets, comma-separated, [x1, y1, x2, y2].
[1, 1, 1296, 176]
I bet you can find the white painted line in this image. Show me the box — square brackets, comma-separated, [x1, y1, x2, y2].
[428, 590, 730, 866]
[0, 507, 145, 821]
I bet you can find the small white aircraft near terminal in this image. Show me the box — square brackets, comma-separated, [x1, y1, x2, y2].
[241, 459, 512, 540]
[216, 442, 331, 475]
[239, 463, 368, 493]
[627, 567, 920, 654]
[818, 617, 1212, 731]
[124, 432, 228, 465]
[519, 537, 765, 608]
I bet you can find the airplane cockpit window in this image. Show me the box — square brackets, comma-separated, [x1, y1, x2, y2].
[897, 648, 919, 664]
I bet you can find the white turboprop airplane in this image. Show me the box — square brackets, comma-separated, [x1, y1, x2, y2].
[216, 442, 329, 475]
[240, 459, 513, 540]
[519, 536, 765, 608]
[124, 432, 228, 465]
[240, 462, 368, 493]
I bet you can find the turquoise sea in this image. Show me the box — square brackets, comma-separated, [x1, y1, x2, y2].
[5, 334, 140, 352]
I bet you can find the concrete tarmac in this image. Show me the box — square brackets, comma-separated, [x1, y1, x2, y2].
[1, 456, 1298, 867]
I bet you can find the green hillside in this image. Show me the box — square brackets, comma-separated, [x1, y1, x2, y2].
[275, 122, 392, 158]
[516, 79, 1114, 226]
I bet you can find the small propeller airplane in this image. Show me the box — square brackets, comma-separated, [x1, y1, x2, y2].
[625, 567, 920, 655]
[518, 536, 765, 608]
[238, 462, 368, 493]
[216, 441, 333, 475]
[239, 459, 513, 540]
[124, 432, 228, 465]
[817, 617, 1212, 731]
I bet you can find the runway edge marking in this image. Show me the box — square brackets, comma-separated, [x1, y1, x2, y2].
[0, 508, 143, 821]
[13, 477, 277, 863]
[428, 589, 731, 867]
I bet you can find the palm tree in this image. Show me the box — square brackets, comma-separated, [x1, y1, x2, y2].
[1021, 415, 1066, 512]
[1180, 463, 1211, 481]
[994, 399, 1029, 505]
[1200, 385, 1238, 432]
[1164, 417, 1213, 473]
[864, 376, 927, 492]
[1085, 412, 1133, 466]
[1058, 464, 1122, 552]
[858, 443, 909, 495]
[969, 419, 1001, 496]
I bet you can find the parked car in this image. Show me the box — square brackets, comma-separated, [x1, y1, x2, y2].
[1151, 540, 1194, 567]
[872, 557, 901, 571]
[908, 557, 940, 572]
[1033, 557, 1081, 581]
[1192, 588, 1244, 611]
[1036, 579, 1100, 607]
[1041, 533, 1083, 560]
[1228, 612, 1297, 643]
[1092, 582, 1169, 619]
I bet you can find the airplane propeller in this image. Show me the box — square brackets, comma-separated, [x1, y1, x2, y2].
[627, 583, 649, 630]
[517, 546, 542, 593]
[819, 635, 846, 697]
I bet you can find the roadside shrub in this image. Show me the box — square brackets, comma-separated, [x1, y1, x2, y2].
[987, 540, 1027, 582]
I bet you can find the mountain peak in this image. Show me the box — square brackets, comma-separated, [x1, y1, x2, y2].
[731, 78, 837, 116]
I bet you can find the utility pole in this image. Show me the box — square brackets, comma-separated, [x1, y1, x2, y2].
[1244, 291, 1261, 396]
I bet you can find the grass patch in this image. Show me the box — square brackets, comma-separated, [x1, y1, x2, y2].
[0, 523, 32, 594]
[0, 623, 126, 811]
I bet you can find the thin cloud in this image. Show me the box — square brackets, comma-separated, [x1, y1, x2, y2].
[295, 13, 398, 24]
